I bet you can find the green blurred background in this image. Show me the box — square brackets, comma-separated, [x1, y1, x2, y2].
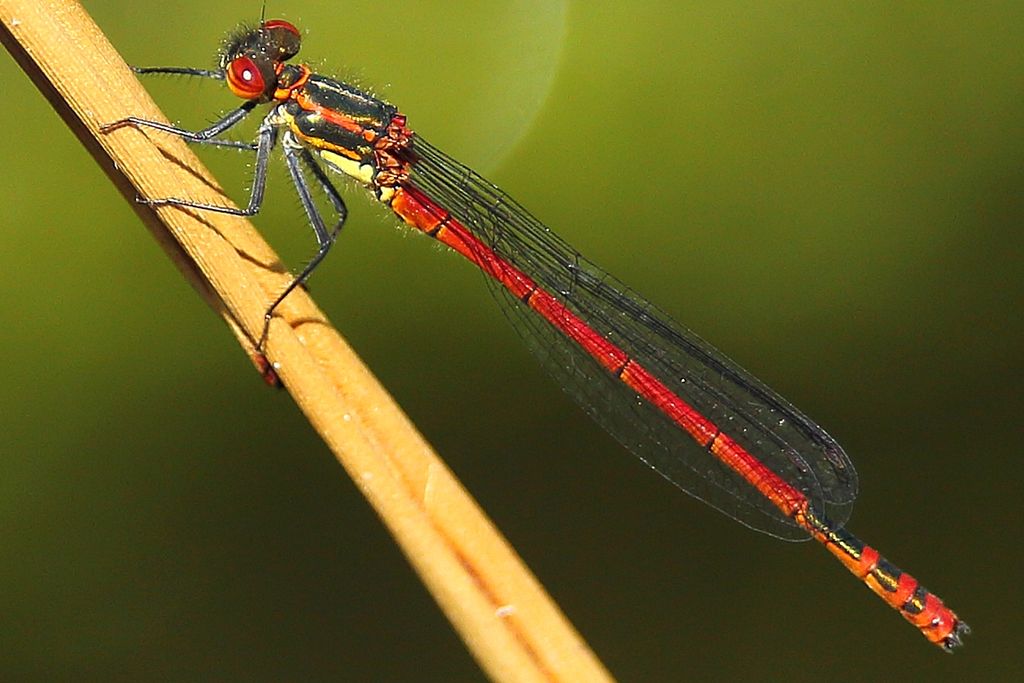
[2, 1, 1022, 680]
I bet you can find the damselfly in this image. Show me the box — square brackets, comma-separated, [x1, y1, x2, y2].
[103, 18, 969, 651]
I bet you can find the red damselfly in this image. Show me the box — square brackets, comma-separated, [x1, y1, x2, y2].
[102, 18, 969, 651]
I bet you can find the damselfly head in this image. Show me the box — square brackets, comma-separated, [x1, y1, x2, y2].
[220, 19, 301, 101]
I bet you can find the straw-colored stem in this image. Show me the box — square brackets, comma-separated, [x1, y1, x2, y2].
[0, 1, 614, 681]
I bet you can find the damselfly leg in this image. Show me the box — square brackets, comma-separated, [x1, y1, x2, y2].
[103, 85, 349, 350]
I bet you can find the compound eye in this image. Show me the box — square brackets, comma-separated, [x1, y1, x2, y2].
[226, 55, 266, 99]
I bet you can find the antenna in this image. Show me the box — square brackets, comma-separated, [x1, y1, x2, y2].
[260, 0, 267, 23]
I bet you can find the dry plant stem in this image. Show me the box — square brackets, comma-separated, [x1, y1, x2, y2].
[0, 1, 615, 681]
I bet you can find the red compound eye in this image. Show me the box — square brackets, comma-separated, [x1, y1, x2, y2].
[263, 19, 299, 37]
[226, 55, 265, 99]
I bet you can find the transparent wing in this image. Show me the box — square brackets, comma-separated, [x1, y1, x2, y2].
[404, 136, 857, 539]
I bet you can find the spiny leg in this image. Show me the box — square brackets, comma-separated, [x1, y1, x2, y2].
[104, 108, 282, 355]
[140, 119, 277, 216]
[131, 66, 224, 80]
[299, 147, 349, 218]
[259, 144, 349, 349]
[100, 100, 260, 151]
